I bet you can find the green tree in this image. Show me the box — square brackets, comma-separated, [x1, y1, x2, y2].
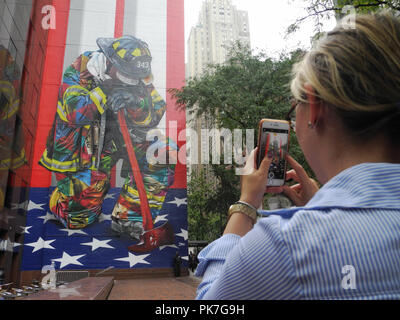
[171, 43, 311, 174]
[171, 43, 313, 241]
[172, 43, 300, 131]
[187, 168, 221, 242]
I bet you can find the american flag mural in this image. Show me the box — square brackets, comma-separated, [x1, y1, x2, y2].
[20, 187, 188, 270]
[11, 0, 187, 276]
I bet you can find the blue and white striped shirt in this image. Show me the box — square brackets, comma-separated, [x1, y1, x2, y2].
[195, 163, 400, 299]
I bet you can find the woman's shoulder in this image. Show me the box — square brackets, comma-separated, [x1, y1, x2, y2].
[258, 203, 400, 248]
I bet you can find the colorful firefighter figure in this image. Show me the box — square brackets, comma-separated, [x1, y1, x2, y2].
[39, 36, 178, 252]
[0, 45, 26, 211]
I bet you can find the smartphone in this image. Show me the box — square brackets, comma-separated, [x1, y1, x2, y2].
[256, 119, 290, 186]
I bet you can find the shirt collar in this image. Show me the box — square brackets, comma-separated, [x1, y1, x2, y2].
[306, 162, 400, 209]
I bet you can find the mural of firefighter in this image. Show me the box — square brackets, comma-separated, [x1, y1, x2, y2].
[39, 35, 178, 253]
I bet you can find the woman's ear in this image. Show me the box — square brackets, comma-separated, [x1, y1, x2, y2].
[304, 84, 322, 127]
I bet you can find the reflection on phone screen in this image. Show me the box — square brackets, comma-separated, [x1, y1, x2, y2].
[258, 127, 289, 185]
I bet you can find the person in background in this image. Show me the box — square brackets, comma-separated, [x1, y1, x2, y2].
[195, 11, 400, 299]
[189, 251, 194, 273]
[173, 251, 182, 277]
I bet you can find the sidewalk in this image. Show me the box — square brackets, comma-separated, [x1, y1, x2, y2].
[107, 273, 202, 300]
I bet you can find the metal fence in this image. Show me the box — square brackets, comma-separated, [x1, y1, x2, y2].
[55, 271, 89, 284]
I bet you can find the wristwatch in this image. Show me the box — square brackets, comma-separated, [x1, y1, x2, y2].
[228, 201, 258, 224]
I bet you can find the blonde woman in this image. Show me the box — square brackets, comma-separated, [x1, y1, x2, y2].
[195, 11, 400, 300]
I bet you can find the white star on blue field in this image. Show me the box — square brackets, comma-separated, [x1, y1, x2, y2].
[20, 187, 189, 270]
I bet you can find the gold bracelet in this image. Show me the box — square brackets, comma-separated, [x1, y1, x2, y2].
[227, 202, 258, 224]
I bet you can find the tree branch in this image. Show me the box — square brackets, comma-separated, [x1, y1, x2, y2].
[293, 1, 400, 27]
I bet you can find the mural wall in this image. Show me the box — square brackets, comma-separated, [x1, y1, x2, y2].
[0, 0, 186, 283]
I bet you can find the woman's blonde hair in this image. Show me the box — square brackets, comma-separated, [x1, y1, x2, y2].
[291, 10, 400, 142]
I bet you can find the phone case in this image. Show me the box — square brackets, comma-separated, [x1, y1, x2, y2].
[256, 119, 291, 186]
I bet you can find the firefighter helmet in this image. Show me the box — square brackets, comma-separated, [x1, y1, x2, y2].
[96, 35, 152, 79]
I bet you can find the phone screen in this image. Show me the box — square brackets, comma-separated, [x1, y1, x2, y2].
[257, 124, 289, 186]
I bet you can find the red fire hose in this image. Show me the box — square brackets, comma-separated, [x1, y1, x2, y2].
[117, 109, 153, 231]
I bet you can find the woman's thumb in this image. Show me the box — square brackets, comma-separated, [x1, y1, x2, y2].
[259, 154, 272, 176]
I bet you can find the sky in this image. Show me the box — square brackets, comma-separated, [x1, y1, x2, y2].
[184, 0, 337, 61]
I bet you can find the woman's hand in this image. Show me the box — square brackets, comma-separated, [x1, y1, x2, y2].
[239, 148, 273, 209]
[272, 154, 319, 207]
[223, 148, 272, 237]
[239, 149, 319, 209]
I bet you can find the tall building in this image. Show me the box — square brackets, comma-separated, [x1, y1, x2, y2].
[187, 0, 250, 79]
[186, 0, 250, 179]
